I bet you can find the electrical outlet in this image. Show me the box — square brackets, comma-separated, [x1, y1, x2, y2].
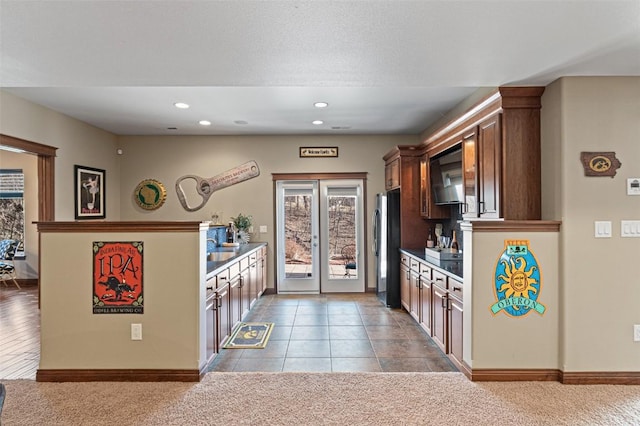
[634, 325, 640, 342]
[131, 323, 142, 341]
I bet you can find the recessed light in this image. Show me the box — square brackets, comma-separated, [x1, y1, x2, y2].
[174, 102, 190, 109]
[314, 102, 329, 108]
[199, 120, 212, 126]
[312, 120, 324, 125]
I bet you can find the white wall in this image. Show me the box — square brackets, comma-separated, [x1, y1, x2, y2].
[117, 135, 415, 290]
[542, 77, 640, 371]
[0, 90, 121, 222]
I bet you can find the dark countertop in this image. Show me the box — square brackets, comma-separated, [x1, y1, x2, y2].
[401, 248, 463, 280]
[206, 242, 266, 277]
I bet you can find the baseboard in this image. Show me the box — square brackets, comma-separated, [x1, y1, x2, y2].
[469, 368, 562, 382]
[561, 371, 640, 385]
[36, 369, 201, 382]
[16, 278, 38, 287]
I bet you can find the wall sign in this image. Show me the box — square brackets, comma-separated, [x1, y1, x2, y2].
[299, 147, 338, 158]
[134, 179, 167, 210]
[490, 239, 546, 317]
[580, 151, 621, 177]
[93, 241, 144, 314]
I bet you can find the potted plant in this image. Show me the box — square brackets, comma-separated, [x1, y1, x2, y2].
[231, 213, 253, 244]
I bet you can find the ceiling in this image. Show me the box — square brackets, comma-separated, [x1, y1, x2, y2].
[1, 1, 639, 137]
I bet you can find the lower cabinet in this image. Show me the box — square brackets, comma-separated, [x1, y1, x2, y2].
[204, 245, 267, 365]
[399, 252, 464, 371]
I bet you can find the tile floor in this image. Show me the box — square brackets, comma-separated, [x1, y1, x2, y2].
[209, 292, 457, 373]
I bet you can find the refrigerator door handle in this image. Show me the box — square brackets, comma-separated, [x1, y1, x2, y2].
[372, 209, 379, 255]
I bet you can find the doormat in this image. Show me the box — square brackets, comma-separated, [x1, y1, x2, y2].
[223, 322, 274, 349]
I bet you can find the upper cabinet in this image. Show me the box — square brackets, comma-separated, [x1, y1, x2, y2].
[424, 87, 544, 221]
[385, 157, 401, 190]
[420, 154, 449, 219]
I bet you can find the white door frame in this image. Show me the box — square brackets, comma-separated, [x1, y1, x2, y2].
[276, 180, 320, 293]
[319, 179, 365, 293]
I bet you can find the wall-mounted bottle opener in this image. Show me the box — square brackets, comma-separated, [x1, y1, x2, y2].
[175, 160, 260, 212]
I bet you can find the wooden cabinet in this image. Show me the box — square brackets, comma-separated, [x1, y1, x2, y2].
[409, 258, 421, 322]
[400, 255, 411, 312]
[398, 251, 465, 371]
[420, 155, 449, 219]
[216, 280, 231, 349]
[383, 146, 431, 249]
[204, 280, 217, 365]
[448, 278, 464, 369]
[423, 87, 544, 220]
[418, 263, 432, 335]
[431, 272, 448, 352]
[385, 157, 400, 190]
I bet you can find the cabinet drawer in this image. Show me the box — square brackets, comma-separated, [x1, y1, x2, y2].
[419, 262, 432, 278]
[400, 254, 409, 266]
[409, 258, 420, 271]
[206, 277, 217, 297]
[449, 278, 463, 301]
[432, 270, 447, 290]
[227, 261, 240, 277]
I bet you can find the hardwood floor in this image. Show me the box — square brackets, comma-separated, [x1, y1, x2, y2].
[0, 285, 40, 380]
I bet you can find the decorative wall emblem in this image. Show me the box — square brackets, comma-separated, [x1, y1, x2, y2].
[175, 160, 260, 212]
[490, 240, 546, 317]
[580, 152, 621, 177]
[93, 241, 144, 314]
[134, 179, 167, 210]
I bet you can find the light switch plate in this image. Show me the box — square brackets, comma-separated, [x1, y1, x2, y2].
[594, 221, 612, 238]
[621, 220, 640, 237]
[259, 225, 267, 233]
[627, 178, 640, 196]
[131, 323, 142, 340]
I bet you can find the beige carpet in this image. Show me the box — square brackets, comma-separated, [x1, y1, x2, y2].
[2, 372, 640, 425]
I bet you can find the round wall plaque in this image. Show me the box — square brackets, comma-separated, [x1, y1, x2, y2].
[134, 179, 167, 210]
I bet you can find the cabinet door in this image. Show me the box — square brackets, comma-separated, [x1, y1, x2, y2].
[462, 130, 478, 218]
[432, 283, 448, 353]
[260, 251, 268, 295]
[419, 275, 432, 335]
[229, 275, 242, 330]
[448, 294, 463, 368]
[409, 268, 420, 322]
[248, 254, 258, 309]
[420, 155, 448, 219]
[385, 157, 400, 190]
[216, 282, 231, 349]
[205, 294, 217, 363]
[240, 267, 251, 318]
[478, 115, 501, 218]
[400, 261, 411, 312]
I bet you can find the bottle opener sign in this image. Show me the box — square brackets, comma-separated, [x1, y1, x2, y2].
[175, 160, 260, 212]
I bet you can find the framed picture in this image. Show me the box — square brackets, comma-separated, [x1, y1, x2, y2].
[74, 165, 105, 220]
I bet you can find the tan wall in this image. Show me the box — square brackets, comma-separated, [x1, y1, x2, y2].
[0, 150, 39, 279]
[464, 226, 560, 369]
[39, 230, 202, 369]
[542, 77, 640, 371]
[117, 135, 414, 290]
[0, 90, 121, 221]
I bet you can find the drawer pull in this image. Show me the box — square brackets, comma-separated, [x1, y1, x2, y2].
[452, 286, 461, 292]
[206, 286, 214, 291]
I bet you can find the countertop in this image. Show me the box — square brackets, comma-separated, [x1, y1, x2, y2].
[206, 242, 267, 277]
[401, 248, 463, 280]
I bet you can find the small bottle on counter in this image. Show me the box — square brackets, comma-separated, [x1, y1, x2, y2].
[226, 221, 236, 243]
[451, 230, 459, 252]
[426, 228, 435, 248]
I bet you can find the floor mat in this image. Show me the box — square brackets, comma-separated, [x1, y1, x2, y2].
[222, 322, 274, 349]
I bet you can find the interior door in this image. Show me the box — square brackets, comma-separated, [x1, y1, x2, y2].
[319, 180, 365, 293]
[276, 181, 320, 293]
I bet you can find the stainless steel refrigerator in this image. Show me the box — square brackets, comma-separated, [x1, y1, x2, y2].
[373, 189, 401, 308]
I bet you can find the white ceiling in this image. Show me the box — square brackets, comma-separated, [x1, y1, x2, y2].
[1, 1, 639, 136]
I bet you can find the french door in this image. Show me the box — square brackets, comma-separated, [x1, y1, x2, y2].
[276, 179, 364, 294]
